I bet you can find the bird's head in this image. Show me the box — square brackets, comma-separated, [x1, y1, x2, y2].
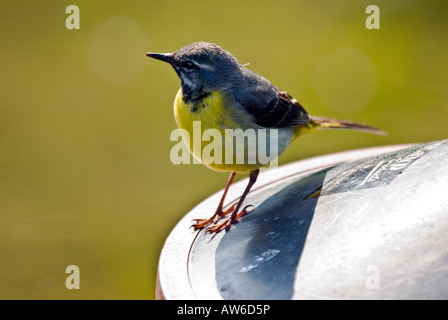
[146, 42, 242, 100]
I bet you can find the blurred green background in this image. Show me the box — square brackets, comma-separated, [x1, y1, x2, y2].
[0, 0, 447, 299]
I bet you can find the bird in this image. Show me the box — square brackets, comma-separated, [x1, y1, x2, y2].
[146, 42, 385, 234]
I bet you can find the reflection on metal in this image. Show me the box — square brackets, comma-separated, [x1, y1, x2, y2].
[157, 140, 448, 299]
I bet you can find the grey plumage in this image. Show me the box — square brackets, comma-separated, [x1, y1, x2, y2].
[165, 42, 311, 129]
[147, 41, 384, 134]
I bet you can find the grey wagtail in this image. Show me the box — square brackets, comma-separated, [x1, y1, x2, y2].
[146, 42, 385, 234]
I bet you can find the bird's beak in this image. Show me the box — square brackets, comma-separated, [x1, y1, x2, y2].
[145, 52, 175, 65]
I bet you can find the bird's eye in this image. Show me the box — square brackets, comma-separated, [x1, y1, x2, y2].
[184, 61, 196, 70]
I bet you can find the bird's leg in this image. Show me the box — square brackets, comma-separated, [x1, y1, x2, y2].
[191, 172, 237, 231]
[205, 169, 259, 234]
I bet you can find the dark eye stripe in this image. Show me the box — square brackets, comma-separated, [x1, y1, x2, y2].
[184, 61, 196, 70]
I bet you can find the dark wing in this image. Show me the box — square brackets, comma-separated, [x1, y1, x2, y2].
[256, 91, 310, 128]
[238, 90, 310, 128]
[232, 67, 310, 128]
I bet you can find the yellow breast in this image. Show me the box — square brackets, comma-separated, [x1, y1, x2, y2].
[174, 89, 234, 134]
[173, 88, 262, 173]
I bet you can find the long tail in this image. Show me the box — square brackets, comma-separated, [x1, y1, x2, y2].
[309, 116, 387, 136]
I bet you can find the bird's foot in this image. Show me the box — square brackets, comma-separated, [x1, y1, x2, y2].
[204, 205, 254, 234]
[190, 204, 236, 231]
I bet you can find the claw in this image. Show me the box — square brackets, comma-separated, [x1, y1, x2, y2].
[216, 203, 236, 219]
[205, 204, 255, 234]
[242, 204, 255, 214]
[190, 203, 237, 231]
[205, 220, 228, 234]
[190, 217, 214, 231]
[191, 170, 259, 235]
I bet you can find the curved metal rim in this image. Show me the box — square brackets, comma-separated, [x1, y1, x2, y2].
[156, 144, 412, 300]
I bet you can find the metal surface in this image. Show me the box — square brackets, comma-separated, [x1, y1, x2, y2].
[157, 140, 448, 299]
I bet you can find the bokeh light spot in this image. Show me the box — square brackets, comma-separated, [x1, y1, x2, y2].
[313, 47, 377, 113]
